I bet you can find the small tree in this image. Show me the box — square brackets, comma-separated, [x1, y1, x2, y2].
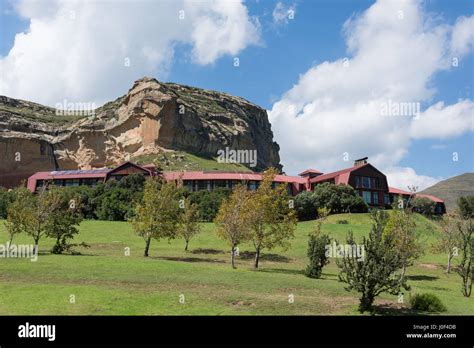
[130, 178, 181, 257]
[458, 196, 474, 219]
[214, 185, 250, 269]
[305, 208, 331, 278]
[246, 168, 297, 269]
[456, 218, 473, 297]
[178, 197, 201, 251]
[411, 197, 436, 216]
[3, 188, 30, 249]
[45, 189, 83, 254]
[432, 215, 461, 273]
[384, 209, 422, 284]
[337, 210, 409, 312]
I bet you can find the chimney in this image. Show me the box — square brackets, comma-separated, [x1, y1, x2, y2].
[354, 157, 368, 167]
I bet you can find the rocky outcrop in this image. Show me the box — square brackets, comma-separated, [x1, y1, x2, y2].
[0, 77, 281, 187]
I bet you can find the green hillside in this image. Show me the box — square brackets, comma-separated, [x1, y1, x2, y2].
[421, 173, 474, 212]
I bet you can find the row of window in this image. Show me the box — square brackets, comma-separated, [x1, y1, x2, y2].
[183, 180, 291, 193]
[354, 175, 383, 189]
[36, 178, 102, 190]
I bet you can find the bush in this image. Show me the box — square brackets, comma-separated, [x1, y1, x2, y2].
[337, 219, 349, 224]
[409, 293, 447, 312]
[458, 196, 474, 219]
[188, 188, 231, 222]
[0, 187, 15, 219]
[411, 197, 436, 216]
[294, 191, 319, 221]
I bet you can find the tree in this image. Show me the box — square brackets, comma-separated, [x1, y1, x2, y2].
[312, 182, 368, 214]
[214, 185, 250, 269]
[246, 168, 297, 269]
[411, 197, 436, 216]
[384, 209, 422, 284]
[337, 210, 409, 312]
[456, 218, 473, 297]
[45, 188, 83, 254]
[3, 188, 30, 249]
[305, 208, 331, 278]
[294, 191, 319, 221]
[458, 196, 474, 219]
[432, 215, 462, 273]
[130, 178, 181, 257]
[178, 197, 201, 251]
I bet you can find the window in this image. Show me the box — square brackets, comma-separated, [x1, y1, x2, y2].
[249, 181, 257, 190]
[197, 180, 208, 191]
[362, 177, 371, 188]
[373, 192, 379, 205]
[355, 176, 360, 187]
[362, 191, 372, 204]
[384, 194, 390, 205]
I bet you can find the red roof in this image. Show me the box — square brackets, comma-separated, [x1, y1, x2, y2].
[163, 171, 306, 184]
[309, 164, 368, 185]
[388, 186, 412, 195]
[298, 168, 323, 176]
[416, 193, 444, 203]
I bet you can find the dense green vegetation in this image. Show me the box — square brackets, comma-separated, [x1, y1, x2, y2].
[294, 183, 368, 220]
[0, 213, 472, 315]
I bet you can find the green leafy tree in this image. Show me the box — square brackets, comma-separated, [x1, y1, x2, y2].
[456, 218, 473, 297]
[384, 209, 422, 283]
[411, 197, 436, 216]
[45, 188, 83, 254]
[458, 196, 474, 219]
[337, 210, 409, 312]
[178, 197, 201, 251]
[432, 215, 462, 273]
[246, 168, 297, 269]
[214, 185, 250, 269]
[305, 208, 331, 278]
[3, 188, 31, 248]
[130, 178, 181, 257]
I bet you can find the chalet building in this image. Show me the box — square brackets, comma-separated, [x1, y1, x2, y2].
[26, 158, 446, 213]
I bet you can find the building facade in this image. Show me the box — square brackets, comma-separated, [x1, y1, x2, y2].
[26, 158, 446, 213]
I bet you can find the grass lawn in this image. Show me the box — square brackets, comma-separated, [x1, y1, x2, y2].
[0, 213, 472, 315]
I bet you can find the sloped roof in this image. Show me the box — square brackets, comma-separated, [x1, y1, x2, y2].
[298, 168, 323, 176]
[309, 163, 368, 184]
[388, 187, 412, 195]
[416, 193, 444, 203]
[163, 171, 306, 184]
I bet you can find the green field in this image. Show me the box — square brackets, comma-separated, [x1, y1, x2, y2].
[0, 213, 472, 315]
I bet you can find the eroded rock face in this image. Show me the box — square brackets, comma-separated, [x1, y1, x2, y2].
[0, 77, 281, 187]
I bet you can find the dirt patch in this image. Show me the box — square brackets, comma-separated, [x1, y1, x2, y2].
[418, 263, 438, 270]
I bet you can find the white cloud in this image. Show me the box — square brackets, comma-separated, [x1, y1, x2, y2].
[268, 0, 474, 188]
[0, 0, 261, 106]
[451, 15, 474, 57]
[384, 167, 442, 191]
[272, 2, 295, 25]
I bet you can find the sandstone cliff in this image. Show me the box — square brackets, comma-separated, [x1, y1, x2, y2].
[0, 77, 281, 188]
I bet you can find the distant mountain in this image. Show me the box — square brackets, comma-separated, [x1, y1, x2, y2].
[420, 173, 474, 212]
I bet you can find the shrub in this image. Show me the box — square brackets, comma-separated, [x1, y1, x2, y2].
[411, 197, 436, 216]
[304, 215, 331, 279]
[337, 219, 349, 224]
[294, 191, 319, 221]
[458, 196, 474, 219]
[0, 187, 15, 219]
[409, 293, 447, 312]
[188, 188, 231, 221]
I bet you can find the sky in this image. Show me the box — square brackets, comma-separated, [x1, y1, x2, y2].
[0, 0, 473, 190]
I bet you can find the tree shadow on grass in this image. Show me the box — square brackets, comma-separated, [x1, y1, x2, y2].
[406, 275, 439, 281]
[153, 256, 226, 264]
[257, 268, 304, 276]
[190, 248, 225, 255]
[239, 251, 291, 263]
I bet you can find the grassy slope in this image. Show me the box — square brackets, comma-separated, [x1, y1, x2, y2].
[0, 213, 472, 315]
[421, 173, 474, 212]
[133, 152, 252, 172]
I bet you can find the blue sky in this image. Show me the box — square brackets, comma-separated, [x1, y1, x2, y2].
[0, 0, 473, 188]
